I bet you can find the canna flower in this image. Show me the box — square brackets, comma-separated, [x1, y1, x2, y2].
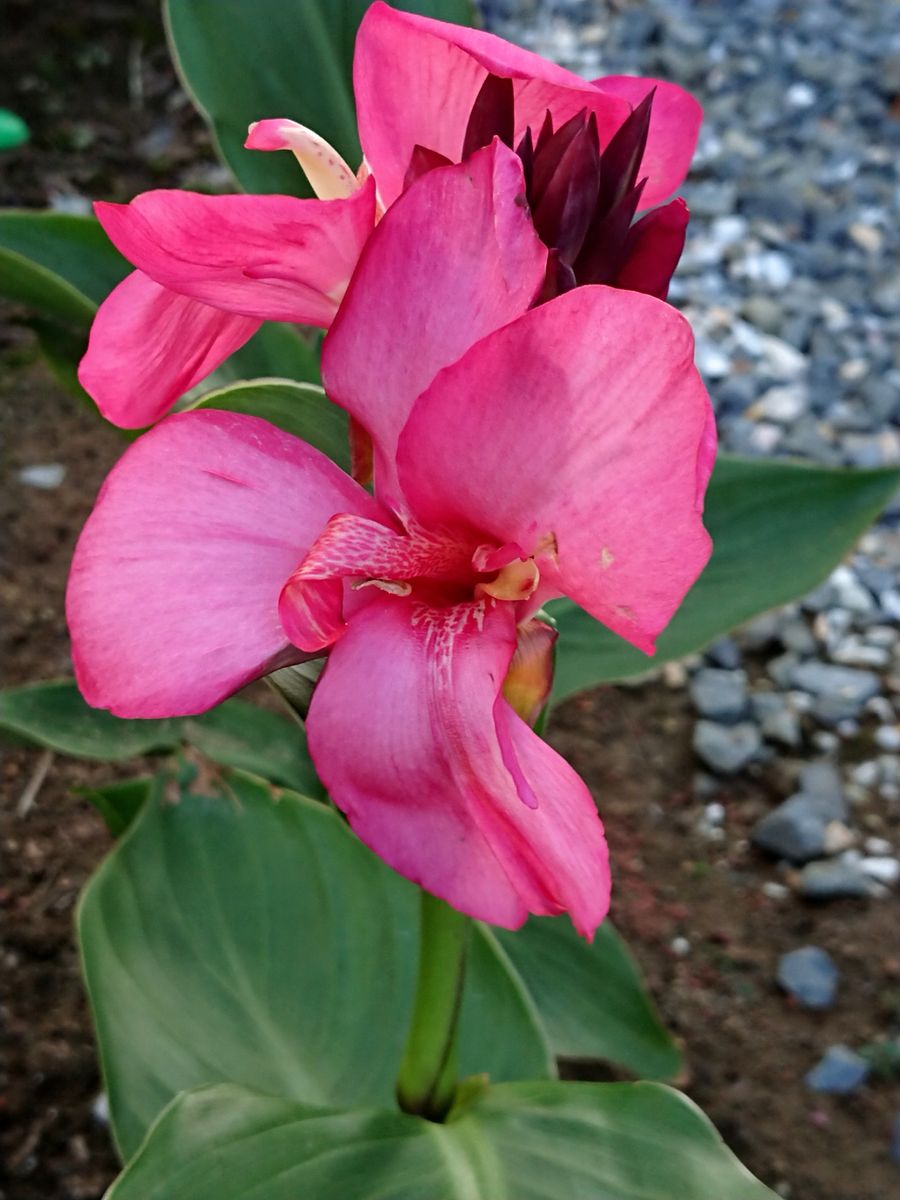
[68, 145, 715, 936]
[79, 0, 701, 430]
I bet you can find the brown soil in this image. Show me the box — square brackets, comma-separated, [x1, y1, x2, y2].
[1, 3, 898, 1199]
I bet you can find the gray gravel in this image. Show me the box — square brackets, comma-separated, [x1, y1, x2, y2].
[777, 945, 839, 1008]
[481, 0, 900, 903]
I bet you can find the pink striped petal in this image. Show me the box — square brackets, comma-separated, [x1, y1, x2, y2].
[306, 595, 610, 935]
[396, 285, 715, 655]
[93, 180, 376, 326]
[594, 75, 702, 207]
[78, 271, 259, 429]
[354, 1, 630, 208]
[322, 141, 546, 506]
[67, 410, 387, 717]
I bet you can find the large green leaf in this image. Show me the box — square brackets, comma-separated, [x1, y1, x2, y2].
[0, 213, 321, 407]
[551, 456, 900, 701]
[106, 1081, 777, 1199]
[202, 322, 322, 389]
[78, 775, 553, 1159]
[164, 0, 476, 195]
[494, 917, 681, 1080]
[0, 210, 129, 324]
[0, 681, 320, 793]
[76, 777, 155, 838]
[189, 378, 349, 472]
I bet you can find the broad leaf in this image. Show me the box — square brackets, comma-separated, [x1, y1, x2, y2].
[201, 322, 322, 389]
[164, 0, 476, 195]
[0, 680, 179, 758]
[551, 456, 900, 700]
[76, 777, 154, 837]
[494, 917, 681, 1079]
[106, 1081, 777, 1199]
[78, 775, 553, 1159]
[0, 210, 129, 325]
[0, 681, 320, 793]
[189, 379, 349, 472]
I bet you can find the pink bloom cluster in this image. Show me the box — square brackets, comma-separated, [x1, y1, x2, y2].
[68, 4, 715, 938]
[79, 2, 701, 430]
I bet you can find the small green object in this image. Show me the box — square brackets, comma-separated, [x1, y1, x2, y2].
[0, 109, 30, 151]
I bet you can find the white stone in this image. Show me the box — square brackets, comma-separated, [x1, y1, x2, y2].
[860, 857, 900, 886]
[17, 463, 66, 489]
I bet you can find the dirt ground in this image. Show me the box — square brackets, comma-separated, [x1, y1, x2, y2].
[1, 3, 898, 1199]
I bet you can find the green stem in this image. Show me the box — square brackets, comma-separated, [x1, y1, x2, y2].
[396, 890, 471, 1122]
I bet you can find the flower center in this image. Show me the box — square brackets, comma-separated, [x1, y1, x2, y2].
[279, 514, 545, 654]
[404, 73, 655, 302]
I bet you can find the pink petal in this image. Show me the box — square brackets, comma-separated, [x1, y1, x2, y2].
[67, 410, 387, 717]
[306, 595, 610, 935]
[593, 75, 702, 207]
[396, 285, 715, 655]
[93, 180, 376, 326]
[78, 271, 260, 429]
[614, 197, 689, 300]
[354, 1, 631, 208]
[322, 142, 546, 506]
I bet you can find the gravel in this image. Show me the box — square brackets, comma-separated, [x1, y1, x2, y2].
[483, 0, 900, 907]
[777, 946, 839, 1009]
[805, 1045, 870, 1094]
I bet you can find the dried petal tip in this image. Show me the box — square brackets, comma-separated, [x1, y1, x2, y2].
[245, 119, 358, 200]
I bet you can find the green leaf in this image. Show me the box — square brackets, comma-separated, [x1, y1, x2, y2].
[0, 210, 129, 325]
[0, 680, 180, 758]
[105, 1081, 777, 1199]
[551, 455, 900, 701]
[0, 681, 320, 793]
[493, 917, 681, 1080]
[164, 0, 476, 195]
[203, 322, 322, 389]
[183, 703, 324, 797]
[189, 379, 349, 472]
[78, 775, 553, 1160]
[0, 215, 322, 408]
[76, 777, 154, 837]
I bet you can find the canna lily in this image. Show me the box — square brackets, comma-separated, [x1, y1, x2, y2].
[68, 143, 714, 937]
[78, 0, 701, 431]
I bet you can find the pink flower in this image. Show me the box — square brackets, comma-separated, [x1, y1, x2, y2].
[79, 1, 701, 431]
[68, 145, 715, 936]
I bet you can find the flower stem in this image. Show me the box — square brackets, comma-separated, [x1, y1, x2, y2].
[396, 890, 471, 1122]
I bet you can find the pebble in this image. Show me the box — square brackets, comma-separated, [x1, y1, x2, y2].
[17, 463, 66, 489]
[795, 858, 881, 899]
[707, 636, 743, 670]
[689, 668, 749, 722]
[694, 720, 762, 775]
[793, 663, 883, 704]
[875, 725, 900, 752]
[860, 857, 900, 886]
[805, 1045, 870, 1094]
[777, 946, 839, 1008]
[799, 762, 848, 816]
[864, 836, 892, 855]
[762, 881, 791, 901]
[753, 794, 837, 862]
